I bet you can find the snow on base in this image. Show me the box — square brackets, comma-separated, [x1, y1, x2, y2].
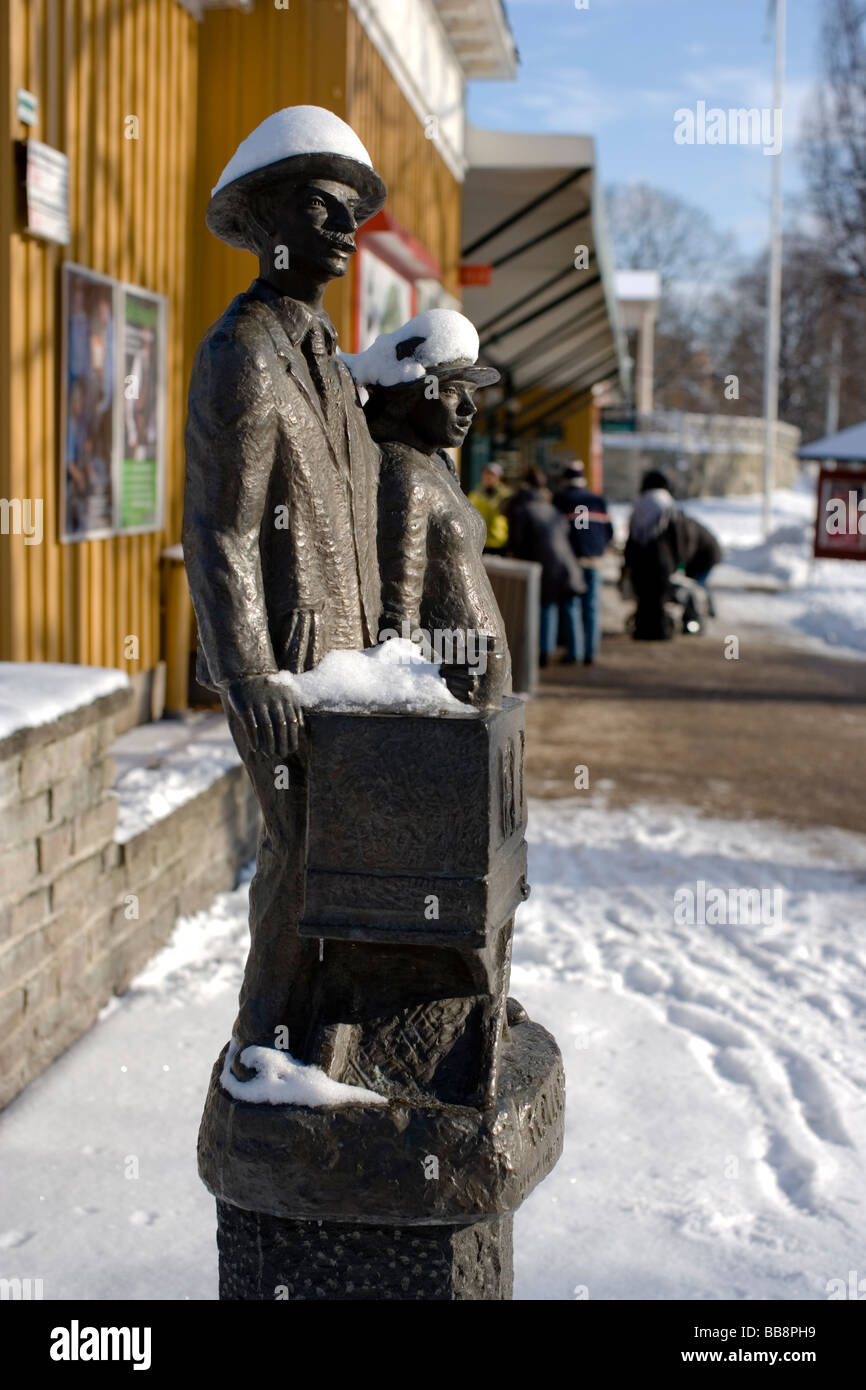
[270, 638, 471, 716]
[0, 663, 129, 742]
[219, 1039, 387, 1108]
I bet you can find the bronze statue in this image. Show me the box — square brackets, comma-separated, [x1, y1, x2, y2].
[344, 309, 512, 708]
[191, 116, 565, 1300]
[183, 107, 386, 1078]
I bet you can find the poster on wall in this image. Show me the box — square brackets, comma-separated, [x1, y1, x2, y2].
[61, 265, 117, 541]
[355, 246, 415, 352]
[61, 264, 166, 542]
[118, 287, 165, 534]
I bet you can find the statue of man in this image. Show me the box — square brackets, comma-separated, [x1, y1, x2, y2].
[183, 107, 386, 1079]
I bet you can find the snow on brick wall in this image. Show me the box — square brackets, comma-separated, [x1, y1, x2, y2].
[0, 668, 257, 1110]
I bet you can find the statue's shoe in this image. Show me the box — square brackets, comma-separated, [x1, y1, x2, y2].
[506, 997, 528, 1027]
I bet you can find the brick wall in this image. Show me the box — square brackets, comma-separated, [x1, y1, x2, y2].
[0, 688, 258, 1111]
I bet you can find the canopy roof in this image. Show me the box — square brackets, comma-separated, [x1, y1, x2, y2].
[461, 126, 627, 435]
[798, 420, 866, 463]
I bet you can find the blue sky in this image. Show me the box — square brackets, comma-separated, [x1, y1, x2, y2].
[467, 0, 824, 255]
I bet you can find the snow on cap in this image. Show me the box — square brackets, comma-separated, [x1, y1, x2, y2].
[206, 106, 386, 249]
[340, 309, 499, 389]
[212, 107, 376, 197]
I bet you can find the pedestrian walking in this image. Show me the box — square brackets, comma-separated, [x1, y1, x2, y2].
[553, 460, 614, 665]
[624, 469, 681, 640]
[507, 467, 586, 667]
[468, 462, 510, 554]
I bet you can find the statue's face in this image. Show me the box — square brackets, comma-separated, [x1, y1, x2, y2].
[409, 378, 478, 449]
[262, 178, 361, 279]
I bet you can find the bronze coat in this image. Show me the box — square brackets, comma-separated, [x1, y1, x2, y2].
[184, 278, 380, 686]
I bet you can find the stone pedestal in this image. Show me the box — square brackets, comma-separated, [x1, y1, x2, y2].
[198, 699, 565, 1299]
[216, 1207, 514, 1301]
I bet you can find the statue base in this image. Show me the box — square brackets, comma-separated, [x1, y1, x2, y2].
[216, 1207, 514, 1301]
[199, 1018, 564, 1300]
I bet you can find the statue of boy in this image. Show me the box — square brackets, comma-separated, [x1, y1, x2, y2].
[183, 107, 386, 1078]
[343, 310, 511, 707]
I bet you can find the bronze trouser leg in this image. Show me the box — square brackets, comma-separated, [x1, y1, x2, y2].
[224, 706, 318, 1058]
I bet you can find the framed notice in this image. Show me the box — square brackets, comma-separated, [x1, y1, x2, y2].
[354, 246, 415, 352]
[118, 286, 166, 534]
[814, 466, 866, 561]
[61, 264, 166, 541]
[60, 265, 118, 541]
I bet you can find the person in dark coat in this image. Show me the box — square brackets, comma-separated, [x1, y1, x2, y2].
[624, 469, 681, 640]
[678, 514, 722, 621]
[507, 468, 586, 666]
[553, 461, 614, 665]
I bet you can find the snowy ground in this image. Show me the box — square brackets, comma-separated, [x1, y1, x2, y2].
[1, 796, 864, 1301]
[611, 477, 866, 660]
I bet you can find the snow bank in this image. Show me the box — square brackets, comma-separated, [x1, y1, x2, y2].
[219, 1040, 387, 1108]
[113, 715, 242, 843]
[270, 638, 471, 716]
[0, 663, 128, 743]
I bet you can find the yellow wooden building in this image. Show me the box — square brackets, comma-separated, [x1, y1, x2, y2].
[1, 0, 622, 709]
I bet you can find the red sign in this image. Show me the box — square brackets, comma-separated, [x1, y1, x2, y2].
[460, 263, 493, 287]
[814, 466, 866, 560]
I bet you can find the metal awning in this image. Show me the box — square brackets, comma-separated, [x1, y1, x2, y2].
[461, 126, 627, 434]
[798, 420, 866, 463]
[433, 0, 518, 81]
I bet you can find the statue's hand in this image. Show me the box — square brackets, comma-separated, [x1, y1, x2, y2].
[225, 675, 303, 758]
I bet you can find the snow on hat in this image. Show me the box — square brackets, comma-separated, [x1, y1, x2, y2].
[340, 309, 500, 389]
[206, 106, 386, 250]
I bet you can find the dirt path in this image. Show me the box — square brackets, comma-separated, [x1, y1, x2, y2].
[524, 574, 866, 836]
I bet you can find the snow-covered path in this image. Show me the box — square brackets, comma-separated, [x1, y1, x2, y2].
[1, 799, 864, 1301]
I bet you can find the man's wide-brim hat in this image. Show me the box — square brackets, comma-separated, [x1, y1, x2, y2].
[206, 106, 387, 251]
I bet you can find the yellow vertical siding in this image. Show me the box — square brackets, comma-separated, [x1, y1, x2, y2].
[190, 0, 461, 356]
[1, 0, 462, 676]
[0, 0, 198, 670]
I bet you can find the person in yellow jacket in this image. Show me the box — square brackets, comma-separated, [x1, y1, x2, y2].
[468, 462, 510, 553]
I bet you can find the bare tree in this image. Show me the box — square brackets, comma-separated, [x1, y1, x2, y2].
[802, 0, 866, 287]
[605, 182, 740, 411]
[722, 235, 865, 442]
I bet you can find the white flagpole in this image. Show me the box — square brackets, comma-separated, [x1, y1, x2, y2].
[762, 0, 786, 540]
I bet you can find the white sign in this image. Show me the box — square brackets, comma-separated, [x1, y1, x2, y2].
[24, 139, 69, 245]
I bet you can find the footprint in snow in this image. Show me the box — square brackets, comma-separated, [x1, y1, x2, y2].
[666, 1002, 750, 1049]
[623, 961, 667, 995]
[781, 1052, 852, 1148]
[0, 1229, 34, 1249]
[129, 1210, 159, 1227]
